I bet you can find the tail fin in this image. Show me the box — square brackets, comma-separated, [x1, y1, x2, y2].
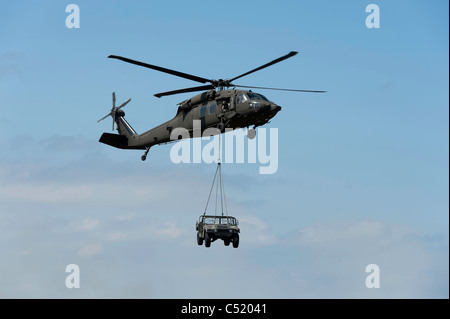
[99, 115, 145, 150]
[98, 93, 145, 150]
[115, 113, 138, 139]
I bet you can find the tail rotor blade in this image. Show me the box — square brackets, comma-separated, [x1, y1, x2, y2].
[97, 112, 111, 123]
[117, 98, 131, 110]
[112, 112, 116, 131]
[98, 93, 130, 131]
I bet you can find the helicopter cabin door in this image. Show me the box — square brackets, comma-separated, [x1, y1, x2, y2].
[229, 95, 235, 110]
[199, 102, 207, 128]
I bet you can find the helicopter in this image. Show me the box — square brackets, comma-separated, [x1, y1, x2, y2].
[98, 51, 326, 161]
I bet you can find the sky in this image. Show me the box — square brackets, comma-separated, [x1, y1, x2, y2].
[0, 0, 448, 298]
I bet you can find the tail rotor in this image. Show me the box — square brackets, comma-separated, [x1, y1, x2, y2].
[97, 92, 131, 131]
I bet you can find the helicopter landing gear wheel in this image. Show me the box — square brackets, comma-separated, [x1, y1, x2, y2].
[141, 147, 150, 161]
[217, 122, 225, 133]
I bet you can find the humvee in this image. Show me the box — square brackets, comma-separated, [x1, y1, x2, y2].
[196, 215, 240, 248]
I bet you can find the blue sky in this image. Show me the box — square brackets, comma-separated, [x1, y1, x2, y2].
[0, 1, 448, 298]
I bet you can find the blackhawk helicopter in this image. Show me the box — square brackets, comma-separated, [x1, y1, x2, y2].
[98, 51, 325, 161]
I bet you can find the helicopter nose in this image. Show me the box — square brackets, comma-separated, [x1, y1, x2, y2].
[260, 103, 271, 112]
[266, 103, 281, 113]
[273, 105, 281, 112]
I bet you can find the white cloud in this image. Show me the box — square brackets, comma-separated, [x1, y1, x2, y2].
[115, 213, 135, 221]
[108, 232, 127, 241]
[77, 218, 99, 231]
[17, 250, 31, 256]
[239, 214, 277, 246]
[289, 220, 393, 249]
[0, 204, 447, 298]
[283, 220, 447, 298]
[77, 244, 102, 257]
[0, 136, 447, 298]
[156, 222, 182, 239]
[0, 184, 93, 203]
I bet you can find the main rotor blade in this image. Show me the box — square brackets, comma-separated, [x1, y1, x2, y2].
[108, 55, 211, 84]
[229, 51, 298, 83]
[112, 92, 116, 108]
[234, 84, 327, 93]
[154, 84, 214, 98]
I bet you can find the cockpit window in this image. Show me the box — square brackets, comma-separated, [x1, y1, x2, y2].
[247, 92, 269, 101]
[237, 93, 248, 104]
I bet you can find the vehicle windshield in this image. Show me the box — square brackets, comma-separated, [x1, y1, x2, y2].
[247, 92, 269, 101]
[203, 216, 237, 225]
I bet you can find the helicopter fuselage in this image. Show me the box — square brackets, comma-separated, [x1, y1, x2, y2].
[98, 51, 324, 160]
[99, 89, 281, 154]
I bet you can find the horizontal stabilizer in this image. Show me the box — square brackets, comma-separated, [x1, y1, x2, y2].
[99, 133, 147, 150]
[99, 133, 129, 149]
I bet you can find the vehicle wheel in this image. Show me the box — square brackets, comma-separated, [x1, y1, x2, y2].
[224, 239, 230, 246]
[232, 234, 239, 248]
[205, 233, 211, 248]
[197, 232, 203, 246]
